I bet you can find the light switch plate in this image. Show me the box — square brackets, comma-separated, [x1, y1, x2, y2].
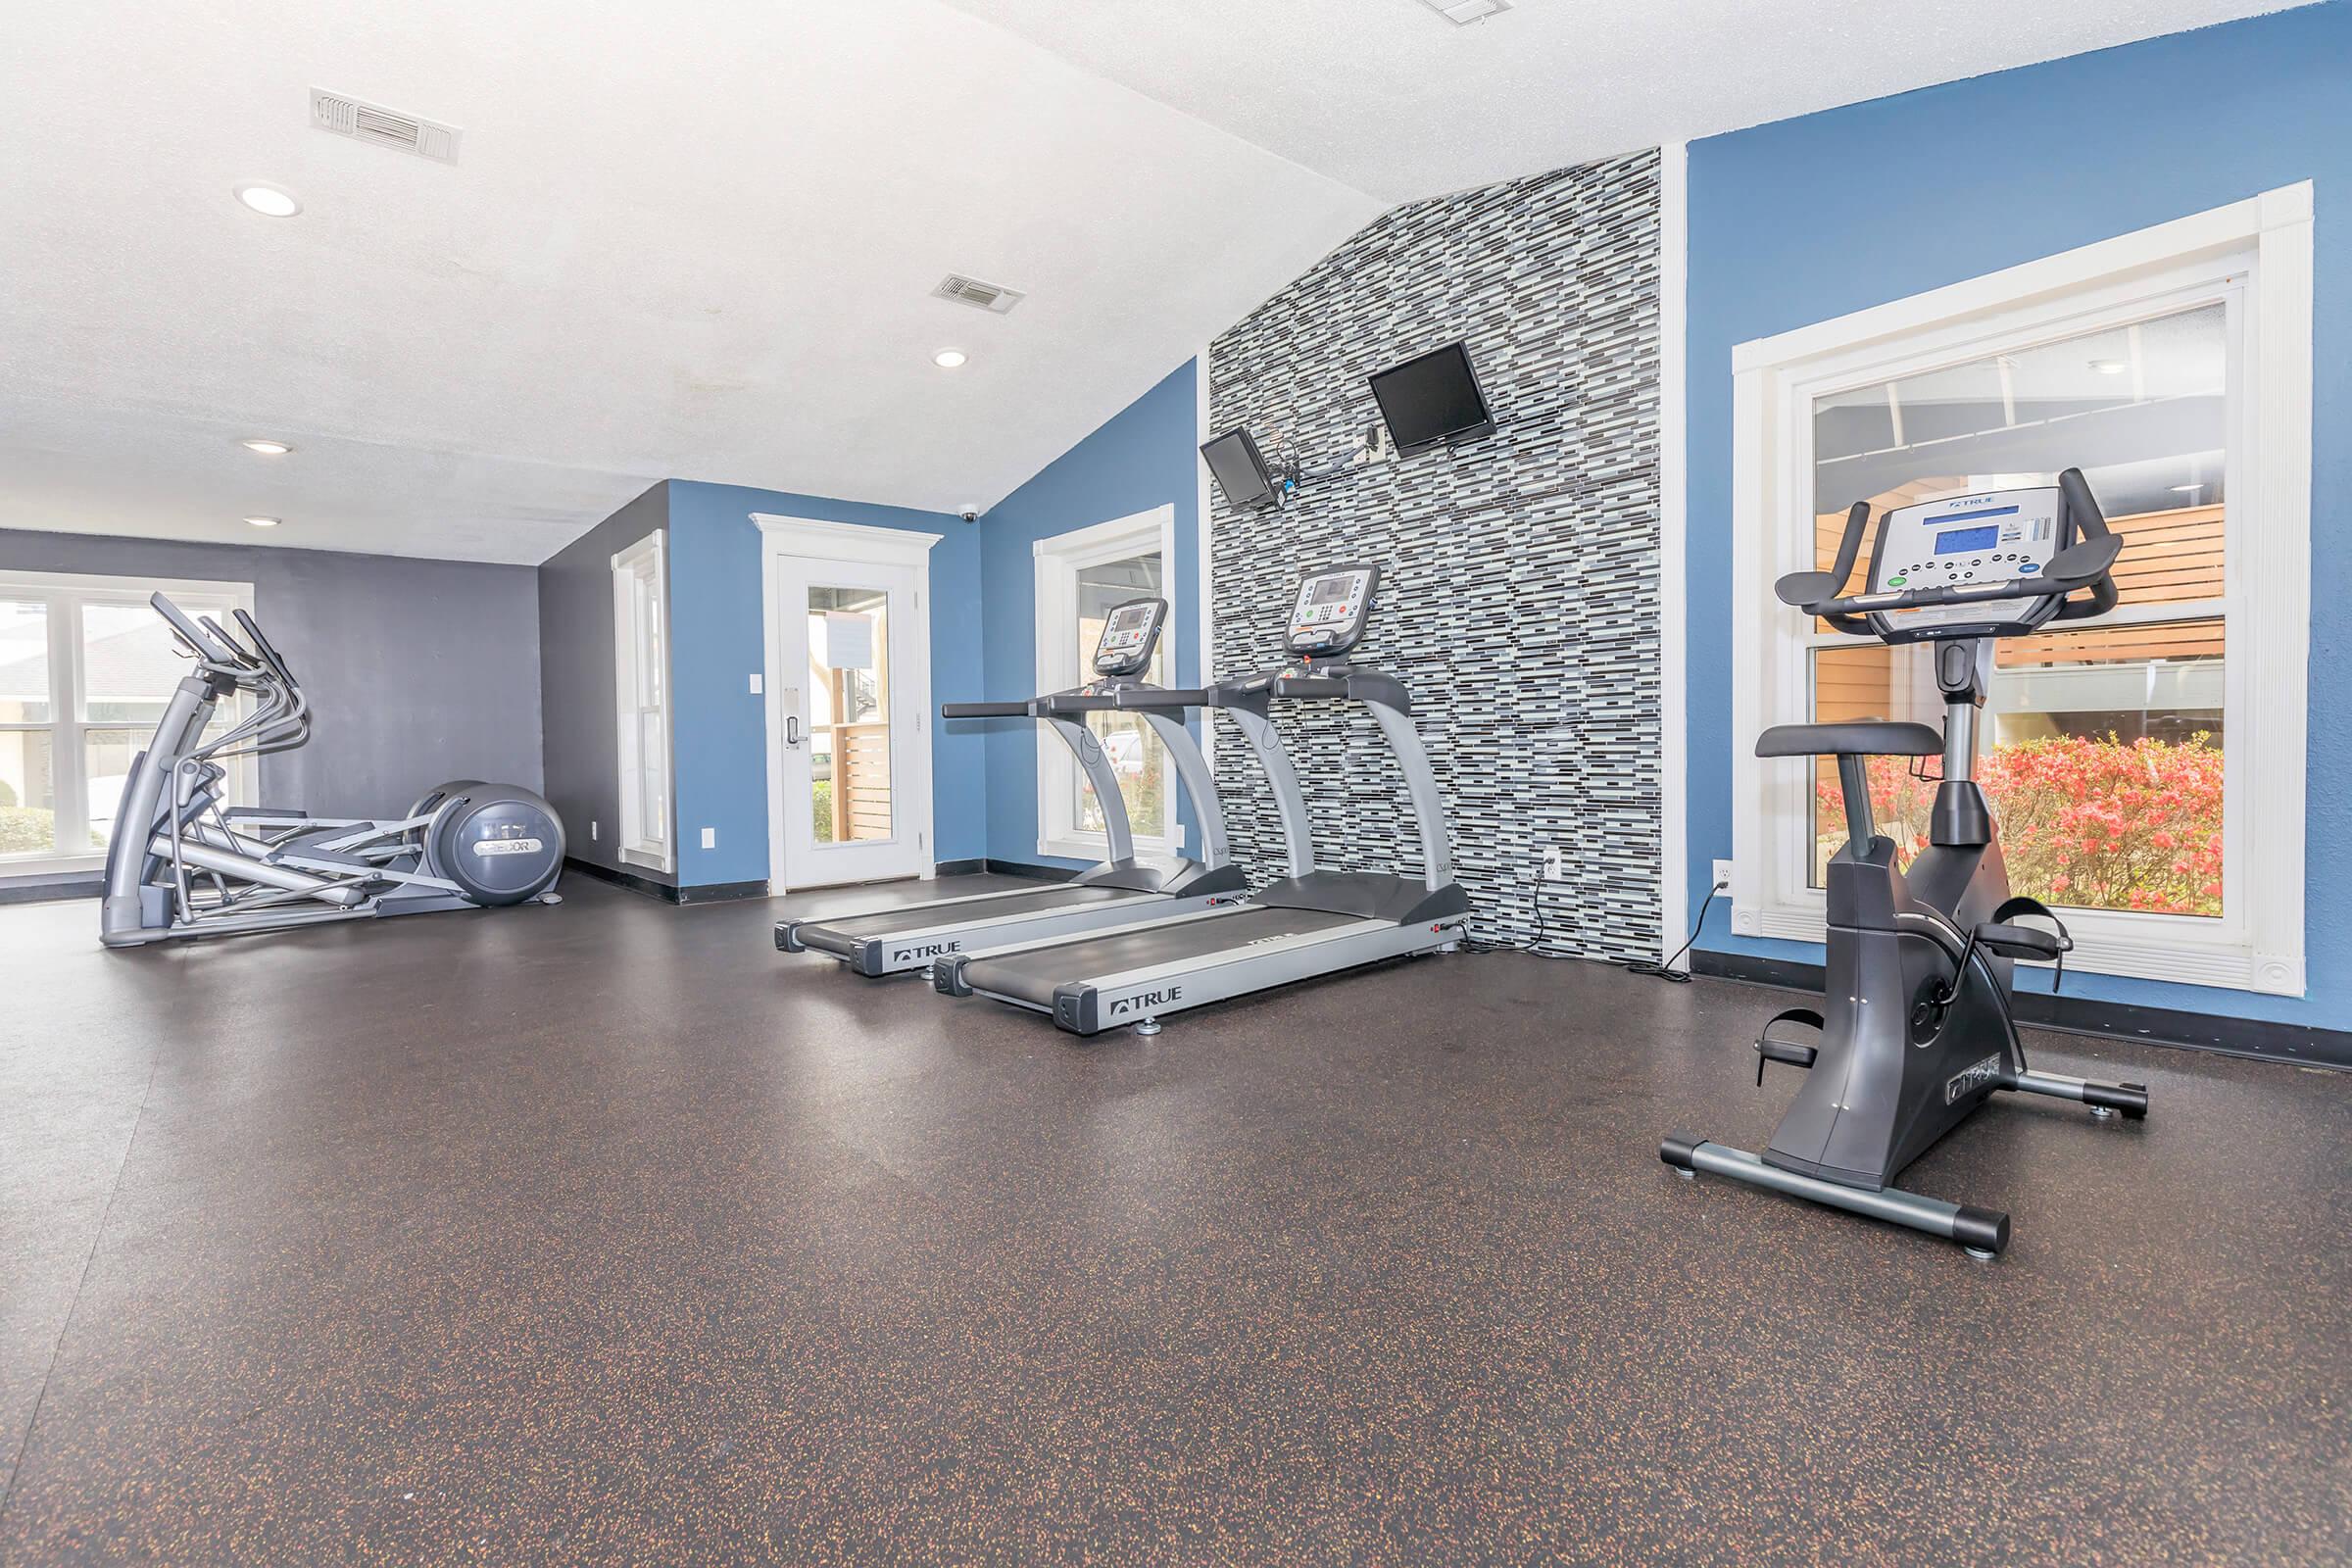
[701, 827, 716, 850]
[749, 672, 762, 694]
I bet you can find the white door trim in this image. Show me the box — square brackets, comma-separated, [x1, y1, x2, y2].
[756, 514, 942, 894]
[1031, 503, 1180, 861]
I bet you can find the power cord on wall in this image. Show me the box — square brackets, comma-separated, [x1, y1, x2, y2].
[1624, 878, 1728, 984]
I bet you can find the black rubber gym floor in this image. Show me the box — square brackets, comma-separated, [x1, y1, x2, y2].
[4, 875, 2346, 1564]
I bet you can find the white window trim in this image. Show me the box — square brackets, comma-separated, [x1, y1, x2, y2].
[611, 531, 673, 873]
[0, 568, 255, 880]
[754, 514, 940, 893]
[1033, 503, 1181, 863]
[1729, 182, 2311, 997]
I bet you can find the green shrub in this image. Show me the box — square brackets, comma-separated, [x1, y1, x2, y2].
[0, 806, 56, 856]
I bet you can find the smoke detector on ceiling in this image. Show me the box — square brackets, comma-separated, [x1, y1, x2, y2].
[1420, 0, 1512, 22]
[310, 88, 462, 164]
[933, 274, 1026, 315]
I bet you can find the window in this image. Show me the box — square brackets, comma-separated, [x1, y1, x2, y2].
[1033, 505, 1180, 861]
[0, 572, 255, 877]
[612, 534, 673, 872]
[1729, 186, 2311, 995]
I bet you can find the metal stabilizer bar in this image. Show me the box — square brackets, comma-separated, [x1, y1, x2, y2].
[1659, 1136, 2011, 1257]
[2006, 1069, 2150, 1120]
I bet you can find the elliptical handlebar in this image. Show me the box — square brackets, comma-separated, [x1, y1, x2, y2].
[151, 593, 246, 669]
[1780, 466, 2122, 635]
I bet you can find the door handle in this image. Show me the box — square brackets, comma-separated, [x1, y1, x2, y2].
[786, 714, 803, 748]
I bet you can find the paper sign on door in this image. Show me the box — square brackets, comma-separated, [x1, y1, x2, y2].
[824, 611, 876, 670]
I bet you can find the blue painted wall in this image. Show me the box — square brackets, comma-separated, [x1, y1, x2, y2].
[1686, 1, 2351, 1025]
[663, 480, 985, 888]
[976, 361, 1203, 870]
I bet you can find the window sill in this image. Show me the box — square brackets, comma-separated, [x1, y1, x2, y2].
[1038, 828, 1184, 865]
[2, 852, 106, 881]
[1736, 899, 2300, 997]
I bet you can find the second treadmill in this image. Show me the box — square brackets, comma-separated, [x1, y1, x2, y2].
[934, 564, 1469, 1035]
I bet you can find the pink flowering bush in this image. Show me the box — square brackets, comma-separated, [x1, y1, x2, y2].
[1816, 734, 2225, 916]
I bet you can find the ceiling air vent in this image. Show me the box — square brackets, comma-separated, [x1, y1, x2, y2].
[310, 88, 462, 165]
[933, 274, 1026, 315]
[1419, 0, 1512, 22]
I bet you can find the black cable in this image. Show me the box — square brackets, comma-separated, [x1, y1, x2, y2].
[1625, 878, 1727, 984]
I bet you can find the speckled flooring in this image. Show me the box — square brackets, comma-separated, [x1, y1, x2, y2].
[3, 876, 2346, 1566]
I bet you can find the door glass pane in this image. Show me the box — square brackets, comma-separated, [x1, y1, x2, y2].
[807, 586, 891, 845]
[81, 600, 187, 723]
[1074, 552, 1166, 839]
[0, 729, 57, 857]
[1807, 301, 2228, 917]
[0, 600, 50, 722]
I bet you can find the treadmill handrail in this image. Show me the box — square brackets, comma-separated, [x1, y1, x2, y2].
[1273, 670, 1413, 714]
[942, 700, 1043, 718]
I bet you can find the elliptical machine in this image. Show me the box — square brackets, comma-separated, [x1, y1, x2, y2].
[1662, 469, 2149, 1256]
[99, 594, 564, 947]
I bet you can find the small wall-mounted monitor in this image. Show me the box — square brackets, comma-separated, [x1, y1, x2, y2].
[1200, 427, 1279, 509]
[1367, 342, 1494, 455]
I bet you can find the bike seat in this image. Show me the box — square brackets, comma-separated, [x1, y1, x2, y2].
[1756, 720, 1943, 759]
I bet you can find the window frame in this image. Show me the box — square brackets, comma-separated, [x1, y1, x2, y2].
[1032, 504, 1181, 863]
[1728, 184, 2312, 996]
[0, 569, 256, 880]
[610, 531, 674, 873]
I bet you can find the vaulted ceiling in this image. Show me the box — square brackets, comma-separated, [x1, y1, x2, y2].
[0, 0, 2303, 563]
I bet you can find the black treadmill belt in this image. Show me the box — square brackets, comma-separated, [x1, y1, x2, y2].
[824, 885, 1135, 939]
[959, 906, 1362, 1007]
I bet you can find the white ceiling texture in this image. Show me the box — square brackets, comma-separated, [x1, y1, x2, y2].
[0, 0, 2302, 562]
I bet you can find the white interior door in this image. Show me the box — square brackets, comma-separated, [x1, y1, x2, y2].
[771, 553, 928, 888]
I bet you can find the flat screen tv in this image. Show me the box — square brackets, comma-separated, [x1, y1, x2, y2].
[1367, 342, 1494, 455]
[1200, 426, 1279, 509]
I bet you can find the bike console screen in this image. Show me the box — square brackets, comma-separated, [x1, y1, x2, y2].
[1870, 487, 2066, 631]
[1286, 565, 1378, 659]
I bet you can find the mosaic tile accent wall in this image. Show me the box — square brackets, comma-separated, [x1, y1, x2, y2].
[1207, 150, 1661, 958]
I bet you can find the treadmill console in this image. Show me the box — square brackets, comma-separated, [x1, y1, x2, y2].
[1286, 564, 1379, 659]
[1868, 486, 2065, 631]
[1092, 597, 1167, 678]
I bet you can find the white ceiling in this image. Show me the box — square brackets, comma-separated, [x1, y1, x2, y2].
[939, 0, 2307, 202]
[0, 1, 1378, 563]
[0, 0, 2303, 564]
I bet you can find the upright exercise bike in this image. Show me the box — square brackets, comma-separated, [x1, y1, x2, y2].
[1662, 468, 2149, 1256]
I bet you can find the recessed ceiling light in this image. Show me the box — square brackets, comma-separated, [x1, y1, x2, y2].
[243, 515, 282, 528]
[233, 182, 302, 218]
[239, 438, 294, 456]
[1421, 0, 1512, 22]
[2088, 358, 2129, 375]
[934, 349, 968, 368]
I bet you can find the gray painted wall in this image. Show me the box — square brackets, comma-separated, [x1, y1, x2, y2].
[0, 528, 543, 824]
[536, 483, 669, 883]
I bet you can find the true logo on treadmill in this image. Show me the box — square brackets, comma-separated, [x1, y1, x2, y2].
[897, 941, 962, 961]
[1108, 987, 1181, 1017]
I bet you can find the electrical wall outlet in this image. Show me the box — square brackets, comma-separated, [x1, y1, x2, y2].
[1543, 847, 1569, 881]
[1712, 858, 1734, 891]
[701, 827, 716, 850]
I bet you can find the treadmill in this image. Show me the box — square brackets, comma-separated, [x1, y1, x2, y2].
[775, 597, 1248, 976]
[934, 564, 1469, 1036]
